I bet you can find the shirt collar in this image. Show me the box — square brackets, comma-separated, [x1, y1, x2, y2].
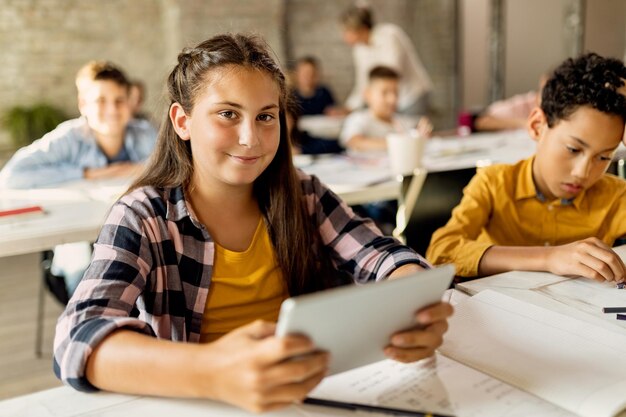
[514, 156, 538, 200]
[165, 185, 194, 223]
[515, 155, 584, 209]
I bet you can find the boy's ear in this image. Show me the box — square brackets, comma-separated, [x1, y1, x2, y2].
[527, 107, 547, 142]
[77, 94, 86, 116]
[169, 103, 191, 140]
[363, 86, 371, 103]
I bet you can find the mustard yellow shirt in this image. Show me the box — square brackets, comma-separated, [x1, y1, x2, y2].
[426, 157, 626, 277]
[200, 219, 288, 342]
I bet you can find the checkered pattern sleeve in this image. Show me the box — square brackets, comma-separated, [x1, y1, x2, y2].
[300, 171, 430, 283]
[52, 186, 208, 392]
[52, 191, 160, 391]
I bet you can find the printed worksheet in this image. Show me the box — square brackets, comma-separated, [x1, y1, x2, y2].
[309, 353, 576, 417]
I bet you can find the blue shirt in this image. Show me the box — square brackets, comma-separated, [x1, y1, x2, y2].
[294, 86, 336, 116]
[0, 117, 157, 189]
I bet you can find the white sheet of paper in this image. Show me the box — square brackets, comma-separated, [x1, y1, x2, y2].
[309, 353, 576, 417]
[441, 290, 626, 417]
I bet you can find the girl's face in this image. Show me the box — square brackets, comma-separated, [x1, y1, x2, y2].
[171, 66, 281, 191]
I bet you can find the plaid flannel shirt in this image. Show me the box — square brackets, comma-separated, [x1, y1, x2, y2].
[53, 172, 429, 390]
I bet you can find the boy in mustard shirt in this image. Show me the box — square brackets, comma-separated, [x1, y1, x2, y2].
[427, 53, 626, 282]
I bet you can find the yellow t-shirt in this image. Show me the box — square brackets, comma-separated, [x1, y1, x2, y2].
[200, 219, 288, 343]
[426, 156, 626, 277]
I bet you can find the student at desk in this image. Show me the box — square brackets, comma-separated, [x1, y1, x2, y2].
[53, 34, 452, 414]
[339, 66, 431, 234]
[291, 55, 347, 117]
[0, 61, 157, 302]
[339, 65, 432, 152]
[0, 61, 156, 189]
[286, 93, 344, 155]
[427, 53, 626, 282]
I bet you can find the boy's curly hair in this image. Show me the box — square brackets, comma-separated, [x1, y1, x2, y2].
[541, 53, 626, 127]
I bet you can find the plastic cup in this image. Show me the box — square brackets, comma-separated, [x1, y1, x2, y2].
[386, 131, 425, 176]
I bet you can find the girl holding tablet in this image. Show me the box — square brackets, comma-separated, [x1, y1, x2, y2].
[53, 33, 453, 413]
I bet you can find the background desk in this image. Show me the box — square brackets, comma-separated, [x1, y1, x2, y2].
[0, 179, 127, 257]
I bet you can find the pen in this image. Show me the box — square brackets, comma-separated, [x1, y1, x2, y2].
[602, 307, 626, 314]
[617, 314, 626, 321]
[303, 397, 455, 417]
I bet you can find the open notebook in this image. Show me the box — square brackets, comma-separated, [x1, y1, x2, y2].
[307, 290, 626, 417]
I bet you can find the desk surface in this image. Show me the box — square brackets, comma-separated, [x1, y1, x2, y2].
[0, 168, 399, 258]
[0, 383, 385, 417]
[0, 179, 128, 258]
[296, 129, 538, 206]
[6, 261, 625, 416]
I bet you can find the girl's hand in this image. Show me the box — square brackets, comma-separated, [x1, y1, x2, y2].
[384, 302, 453, 363]
[199, 320, 329, 413]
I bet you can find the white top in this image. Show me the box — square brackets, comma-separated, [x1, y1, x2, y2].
[345, 23, 434, 111]
[339, 109, 417, 146]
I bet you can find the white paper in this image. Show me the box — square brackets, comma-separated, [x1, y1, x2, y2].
[441, 290, 626, 417]
[309, 354, 576, 417]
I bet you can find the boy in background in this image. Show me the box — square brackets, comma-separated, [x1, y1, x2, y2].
[340, 66, 431, 152]
[427, 53, 626, 283]
[0, 61, 157, 302]
[474, 74, 548, 132]
[0, 60, 156, 189]
[292, 56, 346, 116]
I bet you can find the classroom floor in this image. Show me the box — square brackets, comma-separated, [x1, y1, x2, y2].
[0, 254, 63, 400]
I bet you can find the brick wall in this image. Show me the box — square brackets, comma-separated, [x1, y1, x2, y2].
[0, 0, 165, 148]
[0, 0, 457, 151]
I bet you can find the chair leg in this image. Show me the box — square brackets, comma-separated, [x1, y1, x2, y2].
[36, 253, 49, 358]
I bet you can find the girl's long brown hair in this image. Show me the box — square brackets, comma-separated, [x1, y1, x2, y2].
[130, 33, 335, 295]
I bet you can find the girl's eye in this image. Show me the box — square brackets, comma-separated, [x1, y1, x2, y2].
[566, 146, 580, 154]
[219, 111, 236, 119]
[257, 113, 275, 122]
[598, 155, 612, 161]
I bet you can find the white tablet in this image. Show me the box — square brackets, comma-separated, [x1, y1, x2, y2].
[275, 264, 455, 375]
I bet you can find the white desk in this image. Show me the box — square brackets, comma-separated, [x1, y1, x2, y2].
[424, 129, 535, 173]
[0, 288, 585, 417]
[296, 129, 537, 207]
[298, 114, 345, 138]
[0, 387, 347, 417]
[0, 179, 127, 258]
[0, 130, 537, 259]
[8, 250, 626, 416]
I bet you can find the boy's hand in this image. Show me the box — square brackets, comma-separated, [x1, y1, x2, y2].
[199, 320, 328, 414]
[384, 302, 453, 363]
[546, 237, 626, 283]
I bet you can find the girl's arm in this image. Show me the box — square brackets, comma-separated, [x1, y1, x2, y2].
[86, 321, 329, 413]
[301, 173, 429, 283]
